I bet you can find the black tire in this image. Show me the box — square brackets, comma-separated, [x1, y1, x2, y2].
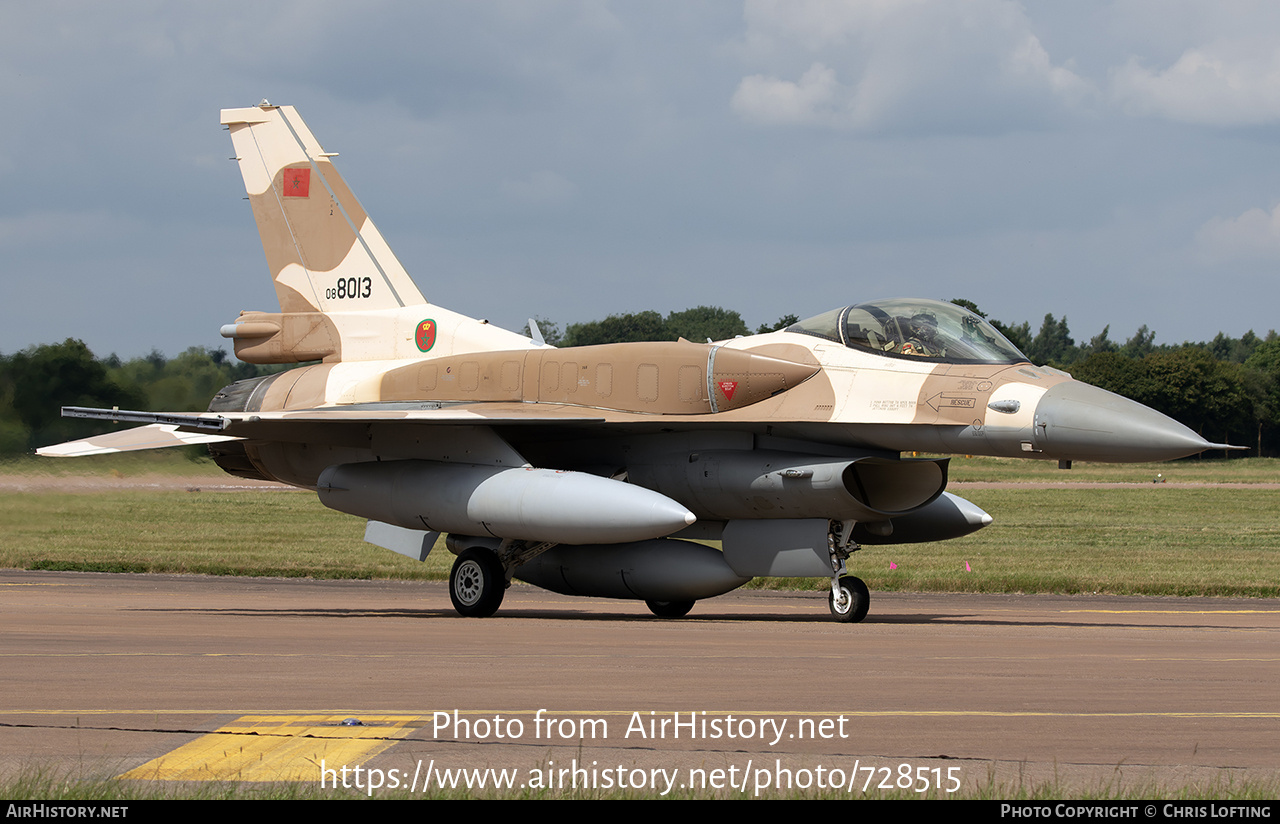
[828, 575, 870, 623]
[645, 599, 695, 618]
[449, 548, 506, 618]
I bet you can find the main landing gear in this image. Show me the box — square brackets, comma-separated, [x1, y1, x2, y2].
[449, 547, 506, 618]
[448, 538, 558, 618]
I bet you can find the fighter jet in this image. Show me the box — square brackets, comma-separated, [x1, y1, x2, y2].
[39, 103, 1237, 622]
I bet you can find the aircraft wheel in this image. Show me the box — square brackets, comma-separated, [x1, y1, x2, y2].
[450, 548, 505, 618]
[828, 576, 869, 623]
[645, 599, 695, 618]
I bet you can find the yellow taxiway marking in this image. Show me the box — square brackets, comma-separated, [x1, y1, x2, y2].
[118, 714, 422, 782]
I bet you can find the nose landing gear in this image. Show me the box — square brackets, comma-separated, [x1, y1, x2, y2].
[827, 519, 870, 623]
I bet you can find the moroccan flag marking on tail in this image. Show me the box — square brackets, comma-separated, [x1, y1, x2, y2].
[282, 167, 310, 197]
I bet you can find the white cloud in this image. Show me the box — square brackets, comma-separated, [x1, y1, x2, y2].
[1196, 204, 1280, 261]
[730, 0, 1090, 133]
[1110, 41, 1280, 126]
[1005, 33, 1087, 98]
[732, 63, 844, 126]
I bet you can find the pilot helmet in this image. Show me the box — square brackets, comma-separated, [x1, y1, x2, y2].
[910, 312, 938, 342]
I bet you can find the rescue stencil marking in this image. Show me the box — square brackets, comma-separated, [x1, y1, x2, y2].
[928, 394, 976, 410]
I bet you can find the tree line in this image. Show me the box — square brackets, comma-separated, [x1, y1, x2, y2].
[534, 301, 1280, 457]
[0, 341, 284, 455]
[948, 299, 1275, 456]
[524, 306, 798, 347]
[6, 299, 1278, 456]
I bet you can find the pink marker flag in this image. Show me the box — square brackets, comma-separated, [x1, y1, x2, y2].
[965, 561, 972, 572]
[889, 562, 897, 570]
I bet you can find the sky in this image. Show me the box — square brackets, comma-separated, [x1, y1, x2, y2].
[3, 1, 1280, 359]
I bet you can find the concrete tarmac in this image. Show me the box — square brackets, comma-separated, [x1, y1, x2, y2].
[2, 569, 1277, 796]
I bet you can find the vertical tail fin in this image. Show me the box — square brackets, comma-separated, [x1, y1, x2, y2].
[221, 103, 426, 313]
[221, 103, 535, 365]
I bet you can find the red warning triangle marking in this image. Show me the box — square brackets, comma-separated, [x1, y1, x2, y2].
[718, 381, 738, 400]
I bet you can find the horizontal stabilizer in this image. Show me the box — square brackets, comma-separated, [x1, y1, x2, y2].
[36, 424, 238, 457]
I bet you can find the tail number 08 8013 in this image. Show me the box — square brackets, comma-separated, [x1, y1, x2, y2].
[327, 277, 372, 300]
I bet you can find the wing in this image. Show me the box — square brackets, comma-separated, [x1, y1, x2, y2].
[35, 405, 609, 457]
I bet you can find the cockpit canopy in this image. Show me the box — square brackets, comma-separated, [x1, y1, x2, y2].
[786, 298, 1030, 365]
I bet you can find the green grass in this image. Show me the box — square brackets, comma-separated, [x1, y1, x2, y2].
[0, 449, 229, 478]
[3, 483, 1278, 597]
[811, 485, 1280, 597]
[3, 454, 1278, 596]
[1, 488, 448, 580]
[939, 454, 1280, 484]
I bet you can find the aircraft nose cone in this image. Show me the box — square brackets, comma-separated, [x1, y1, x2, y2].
[1035, 380, 1213, 462]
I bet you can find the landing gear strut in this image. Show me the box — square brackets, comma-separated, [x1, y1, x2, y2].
[826, 518, 870, 623]
[449, 547, 506, 617]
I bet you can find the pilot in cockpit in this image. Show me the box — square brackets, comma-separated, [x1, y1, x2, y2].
[899, 312, 941, 357]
